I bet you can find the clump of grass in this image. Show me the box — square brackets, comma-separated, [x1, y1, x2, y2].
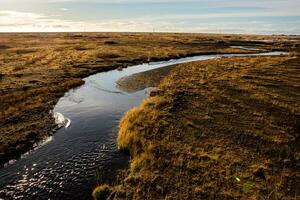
[117, 97, 161, 156]
[104, 40, 117, 45]
[0, 44, 11, 49]
[96, 52, 121, 59]
[13, 65, 25, 71]
[91, 49, 122, 59]
[69, 34, 84, 39]
[242, 182, 256, 194]
[92, 184, 111, 200]
[117, 106, 144, 155]
[15, 48, 37, 54]
[95, 35, 109, 39]
[73, 45, 89, 51]
[289, 51, 299, 58]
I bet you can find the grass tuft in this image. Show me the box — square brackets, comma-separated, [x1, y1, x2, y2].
[289, 51, 299, 58]
[92, 184, 111, 200]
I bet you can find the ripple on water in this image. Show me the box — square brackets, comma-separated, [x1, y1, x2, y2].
[1, 145, 119, 199]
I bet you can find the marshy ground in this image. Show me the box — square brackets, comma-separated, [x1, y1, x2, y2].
[1, 32, 270, 165]
[0, 32, 299, 199]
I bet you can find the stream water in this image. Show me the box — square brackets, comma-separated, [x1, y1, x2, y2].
[0, 50, 286, 200]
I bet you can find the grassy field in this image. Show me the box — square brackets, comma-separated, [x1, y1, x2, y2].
[1, 32, 265, 165]
[101, 45, 300, 199]
[2, 32, 293, 165]
[0, 32, 299, 177]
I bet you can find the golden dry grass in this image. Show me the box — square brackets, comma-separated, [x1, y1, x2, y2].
[93, 184, 112, 200]
[112, 52, 300, 199]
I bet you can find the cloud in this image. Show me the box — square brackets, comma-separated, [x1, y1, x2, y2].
[141, 12, 300, 21]
[0, 10, 299, 34]
[60, 8, 69, 11]
[0, 10, 152, 32]
[0, 10, 45, 20]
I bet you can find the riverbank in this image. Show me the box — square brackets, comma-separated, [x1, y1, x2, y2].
[2, 33, 297, 165]
[111, 51, 300, 198]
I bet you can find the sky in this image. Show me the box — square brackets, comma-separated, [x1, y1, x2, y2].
[0, 0, 299, 34]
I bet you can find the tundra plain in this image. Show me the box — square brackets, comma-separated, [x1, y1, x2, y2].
[0, 33, 299, 199]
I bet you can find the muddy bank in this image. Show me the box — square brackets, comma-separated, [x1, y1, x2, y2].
[112, 52, 300, 199]
[116, 65, 176, 93]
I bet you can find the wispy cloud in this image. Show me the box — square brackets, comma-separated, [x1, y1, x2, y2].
[0, 0, 299, 34]
[60, 8, 69, 11]
[0, 10, 299, 34]
[0, 10, 152, 32]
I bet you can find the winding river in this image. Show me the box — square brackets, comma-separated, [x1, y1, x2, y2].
[0, 50, 286, 200]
